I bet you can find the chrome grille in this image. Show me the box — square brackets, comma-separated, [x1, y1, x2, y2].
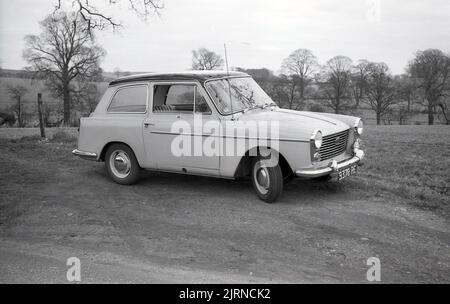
[319, 129, 349, 161]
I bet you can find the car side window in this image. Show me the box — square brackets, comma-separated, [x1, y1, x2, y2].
[108, 85, 147, 113]
[153, 84, 211, 114]
[195, 87, 211, 114]
[153, 85, 193, 113]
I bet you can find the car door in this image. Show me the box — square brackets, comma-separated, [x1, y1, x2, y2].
[142, 81, 220, 174]
[104, 83, 149, 166]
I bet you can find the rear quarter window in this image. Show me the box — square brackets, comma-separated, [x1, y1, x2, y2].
[108, 85, 147, 113]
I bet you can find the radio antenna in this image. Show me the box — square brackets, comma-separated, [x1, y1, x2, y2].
[224, 43, 234, 121]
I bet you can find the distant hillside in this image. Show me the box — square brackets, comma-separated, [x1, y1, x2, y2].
[0, 76, 109, 110]
[0, 68, 152, 82]
[0, 68, 115, 81]
[0, 70, 109, 127]
[0, 68, 436, 126]
[0, 69, 148, 114]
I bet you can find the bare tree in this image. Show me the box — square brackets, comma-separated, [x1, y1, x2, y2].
[408, 49, 450, 125]
[192, 48, 224, 70]
[350, 59, 371, 109]
[437, 99, 450, 124]
[275, 74, 305, 110]
[395, 74, 419, 112]
[364, 62, 397, 125]
[396, 104, 411, 125]
[0, 112, 16, 127]
[7, 85, 29, 127]
[72, 80, 102, 114]
[53, 0, 163, 34]
[281, 49, 318, 105]
[235, 67, 305, 109]
[236, 67, 275, 93]
[23, 12, 106, 125]
[318, 56, 353, 113]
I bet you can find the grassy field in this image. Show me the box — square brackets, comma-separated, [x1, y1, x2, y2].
[0, 125, 449, 283]
[356, 125, 449, 213]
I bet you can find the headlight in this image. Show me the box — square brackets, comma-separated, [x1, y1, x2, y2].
[353, 138, 361, 150]
[354, 119, 363, 135]
[311, 130, 322, 149]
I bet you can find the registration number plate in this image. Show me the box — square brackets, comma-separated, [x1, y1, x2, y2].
[338, 164, 357, 181]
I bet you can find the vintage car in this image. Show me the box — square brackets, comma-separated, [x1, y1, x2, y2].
[73, 71, 364, 203]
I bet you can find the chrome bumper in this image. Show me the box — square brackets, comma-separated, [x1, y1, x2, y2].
[72, 149, 98, 161]
[295, 149, 364, 178]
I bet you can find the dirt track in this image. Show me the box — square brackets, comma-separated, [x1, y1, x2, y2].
[0, 130, 449, 283]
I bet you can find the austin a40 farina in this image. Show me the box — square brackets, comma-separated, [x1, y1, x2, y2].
[73, 71, 365, 203]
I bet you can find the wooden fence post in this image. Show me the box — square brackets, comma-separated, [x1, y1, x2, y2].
[37, 93, 46, 139]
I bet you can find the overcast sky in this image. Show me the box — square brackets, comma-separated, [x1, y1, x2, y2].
[1, 0, 449, 74]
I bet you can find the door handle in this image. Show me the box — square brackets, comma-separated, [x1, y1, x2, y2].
[144, 122, 155, 127]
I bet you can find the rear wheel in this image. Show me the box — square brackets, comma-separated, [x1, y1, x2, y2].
[250, 156, 283, 203]
[105, 143, 141, 185]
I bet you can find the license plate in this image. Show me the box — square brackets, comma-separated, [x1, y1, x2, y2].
[337, 164, 357, 181]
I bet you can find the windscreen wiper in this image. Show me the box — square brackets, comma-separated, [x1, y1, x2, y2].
[242, 103, 260, 113]
[261, 102, 277, 109]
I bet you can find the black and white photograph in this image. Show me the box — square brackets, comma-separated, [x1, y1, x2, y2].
[0, 0, 449, 287]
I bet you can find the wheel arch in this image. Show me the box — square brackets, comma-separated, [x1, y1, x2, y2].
[100, 141, 136, 162]
[233, 146, 293, 179]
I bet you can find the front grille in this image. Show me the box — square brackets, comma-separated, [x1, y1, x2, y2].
[319, 129, 349, 161]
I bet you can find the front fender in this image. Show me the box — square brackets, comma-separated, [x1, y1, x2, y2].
[219, 139, 310, 178]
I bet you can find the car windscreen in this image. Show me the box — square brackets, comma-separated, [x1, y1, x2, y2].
[205, 77, 274, 115]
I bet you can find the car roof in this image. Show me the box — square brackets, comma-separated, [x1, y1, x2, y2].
[109, 70, 250, 86]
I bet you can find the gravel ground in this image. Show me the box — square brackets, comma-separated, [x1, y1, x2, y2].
[0, 126, 449, 283]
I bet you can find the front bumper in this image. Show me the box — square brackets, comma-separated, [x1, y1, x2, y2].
[295, 149, 364, 178]
[72, 149, 98, 161]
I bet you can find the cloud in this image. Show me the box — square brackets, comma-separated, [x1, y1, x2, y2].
[0, 0, 449, 74]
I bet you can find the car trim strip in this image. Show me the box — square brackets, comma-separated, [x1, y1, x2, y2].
[149, 131, 309, 142]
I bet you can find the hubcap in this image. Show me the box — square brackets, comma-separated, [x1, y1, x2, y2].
[257, 168, 268, 187]
[110, 150, 131, 178]
[253, 161, 270, 195]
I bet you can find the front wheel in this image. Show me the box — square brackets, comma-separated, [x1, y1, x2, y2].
[105, 143, 141, 185]
[250, 157, 283, 203]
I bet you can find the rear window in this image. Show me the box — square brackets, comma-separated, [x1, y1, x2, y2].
[108, 85, 147, 113]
